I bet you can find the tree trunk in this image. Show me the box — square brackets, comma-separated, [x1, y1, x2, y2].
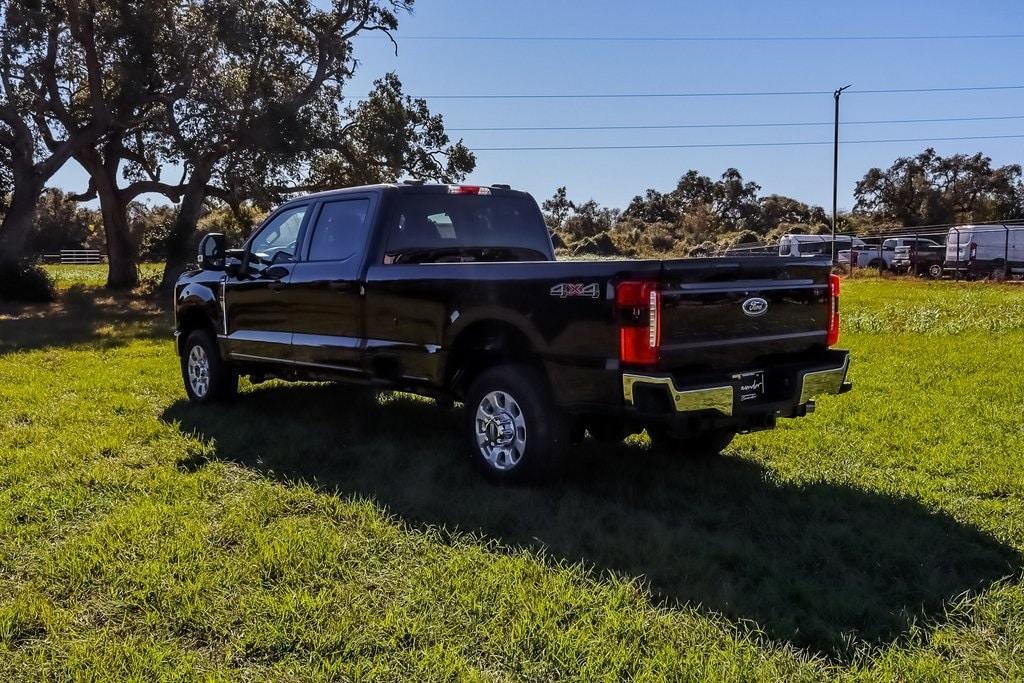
[75, 146, 140, 290]
[97, 181, 138, 290]
[160, 180, 209, 291]
[0, 171, 45, 263]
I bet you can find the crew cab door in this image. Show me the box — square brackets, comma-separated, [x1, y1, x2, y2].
[287, 195, 376, 372]
[223, 204, 310, 361]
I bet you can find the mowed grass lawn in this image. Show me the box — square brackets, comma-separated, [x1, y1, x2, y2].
[1, 267, 1023, 680]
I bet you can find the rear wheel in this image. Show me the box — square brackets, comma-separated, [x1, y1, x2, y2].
[927, 263, 943, 279]
[647, 426, 736, 459]
[181, 329, 237, 402]
[464, 365, 570, 481]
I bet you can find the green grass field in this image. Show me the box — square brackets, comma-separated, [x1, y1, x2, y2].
[1, 272, 1023, 680]
[41, 263, 165, 290]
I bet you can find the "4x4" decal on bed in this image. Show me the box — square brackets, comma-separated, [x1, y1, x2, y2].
[550, 283, 601, 299]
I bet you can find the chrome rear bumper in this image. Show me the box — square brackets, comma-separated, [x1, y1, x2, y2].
[622, 375, 736, 415]
[797, 354, 850, 404]
[623, 353, 851, 416]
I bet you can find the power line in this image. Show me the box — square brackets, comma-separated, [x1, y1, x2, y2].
[855, 85, 1024, 95]
[413, 85, 1024, 100]
[469, 133, 1024, 152]
[448, 114, 1024, 133]
[417, 89, 830, 100]
[393, 33, 1024, 43]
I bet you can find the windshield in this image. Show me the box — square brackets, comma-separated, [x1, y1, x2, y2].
[382, 193, 553, 264]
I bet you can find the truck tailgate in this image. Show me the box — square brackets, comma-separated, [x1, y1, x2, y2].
[657, 258, 831, 372]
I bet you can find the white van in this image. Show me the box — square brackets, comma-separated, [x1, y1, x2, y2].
[944, 225, 1024, 279]
[778, 234, 867, 259]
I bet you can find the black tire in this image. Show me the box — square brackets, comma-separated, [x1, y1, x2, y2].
[867, 259, 886, 271]
[647, 426, 736, 459]
[181, 329, 237, 403]
[926, 263, 943, 279]
[464, 364, 571, 482]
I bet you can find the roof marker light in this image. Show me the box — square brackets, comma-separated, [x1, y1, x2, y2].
[448, 185, 491, 195]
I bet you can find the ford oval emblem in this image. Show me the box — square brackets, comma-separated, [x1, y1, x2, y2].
[742, 297, 769, 317]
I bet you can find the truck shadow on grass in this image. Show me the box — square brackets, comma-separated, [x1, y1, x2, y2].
[163, 383, 1021, 659]
[0, 285, 167, 356]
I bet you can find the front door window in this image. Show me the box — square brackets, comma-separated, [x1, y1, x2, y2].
[248, 206, 307, 265]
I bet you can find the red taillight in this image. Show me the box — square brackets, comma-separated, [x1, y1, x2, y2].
[827, 274, 840, 347]
[448, 185, 491, 195]
[617, 280, 660, 365]
[969, 242, 978, 262]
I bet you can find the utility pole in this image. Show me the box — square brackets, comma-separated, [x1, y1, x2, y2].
[831, 84, 852, 264]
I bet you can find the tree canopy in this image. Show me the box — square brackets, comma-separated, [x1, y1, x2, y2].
[0, 0, 474, 290]
[854, 148, 1024, 227]
[547, 169, 829, 258]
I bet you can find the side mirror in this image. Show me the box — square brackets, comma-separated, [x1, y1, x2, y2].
[198, 233, 226, 271]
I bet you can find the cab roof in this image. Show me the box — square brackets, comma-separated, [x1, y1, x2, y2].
[279, 182, 529, 207]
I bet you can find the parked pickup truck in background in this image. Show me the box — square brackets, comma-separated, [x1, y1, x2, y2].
[838, 237, 938, 271]
[174, 183, 852, 481]
[891, 239, 945, 278]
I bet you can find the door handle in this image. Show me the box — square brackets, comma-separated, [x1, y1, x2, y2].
[329, 281, 354, 292]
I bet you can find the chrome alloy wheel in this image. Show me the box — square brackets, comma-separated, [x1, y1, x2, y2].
[187, 344, 211, 398]
[474, 390, 527, 471]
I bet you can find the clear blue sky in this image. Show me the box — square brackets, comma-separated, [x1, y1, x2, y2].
[50, 0, 1024, 212]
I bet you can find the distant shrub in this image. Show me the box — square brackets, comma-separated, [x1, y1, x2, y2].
[571, 231, 618, 257]
[641, 224, 677, 253]
[0, 260, 56, 302]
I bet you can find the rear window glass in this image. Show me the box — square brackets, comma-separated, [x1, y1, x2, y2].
[307, 199, 371, 262]
[382, 193, 552, 264]
[797, 239, 837, 256]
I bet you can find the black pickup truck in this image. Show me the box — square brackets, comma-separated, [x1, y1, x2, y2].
[174, 183, 851, 480]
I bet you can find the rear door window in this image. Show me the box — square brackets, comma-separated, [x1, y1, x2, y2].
[306, 199, 372, 263]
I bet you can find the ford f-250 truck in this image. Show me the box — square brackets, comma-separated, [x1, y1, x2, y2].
[174, 183, 851, 480]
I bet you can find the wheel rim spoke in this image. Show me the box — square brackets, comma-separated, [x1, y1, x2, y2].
[187, 345, 210, 397]
[474, 390, 527, 471]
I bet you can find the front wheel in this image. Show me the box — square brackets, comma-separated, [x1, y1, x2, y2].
[927, 263, 943, 279]
[181, 329, 237, 402]
[464, 365, 571, 482]
[647, 427, 736, 459]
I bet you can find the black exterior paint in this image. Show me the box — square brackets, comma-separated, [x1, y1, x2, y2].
[175, 184, 847, 427]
